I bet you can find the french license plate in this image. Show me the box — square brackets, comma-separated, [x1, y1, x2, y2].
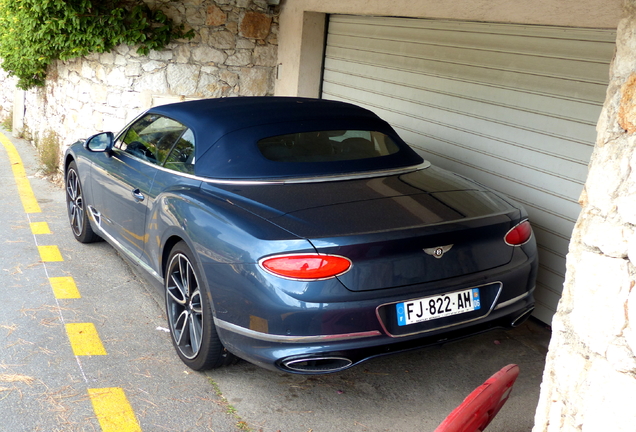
[396, 288, 481, 326]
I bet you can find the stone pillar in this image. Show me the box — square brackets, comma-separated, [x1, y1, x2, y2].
[533, 2, 636, 431]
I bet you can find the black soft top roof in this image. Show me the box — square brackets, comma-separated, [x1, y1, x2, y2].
[149, 97, 423, 179]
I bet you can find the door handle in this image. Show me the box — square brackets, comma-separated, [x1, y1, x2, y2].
[131, 188, 145, 202]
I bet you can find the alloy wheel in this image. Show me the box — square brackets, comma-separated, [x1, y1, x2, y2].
[66, 168, 84, 237]
[166, 253, 203, 360]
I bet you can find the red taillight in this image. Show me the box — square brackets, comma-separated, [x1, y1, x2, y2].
[504, 220, 533, 246]
[260, 254, 352, 280]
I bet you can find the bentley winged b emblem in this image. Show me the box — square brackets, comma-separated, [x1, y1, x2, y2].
[424, 244, 453, 259]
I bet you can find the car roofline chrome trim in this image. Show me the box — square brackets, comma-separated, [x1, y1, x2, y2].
[87, 206, 164, 284]
[214, 318, 382, 343]
[200, 161, 431, 185]
[125, 160, 432, 185]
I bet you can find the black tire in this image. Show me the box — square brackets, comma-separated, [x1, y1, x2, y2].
[66, 161, 100, 243]
[165, 241, 236, 370]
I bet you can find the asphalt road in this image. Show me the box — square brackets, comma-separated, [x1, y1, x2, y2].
[0, 128, 551, 432]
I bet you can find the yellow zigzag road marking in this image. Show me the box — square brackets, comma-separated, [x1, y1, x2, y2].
[30, 221, 51, 234]
[88, 387, 142, 432]
[0, 132, 41, 213]
[66, 323, 107, 356]
[2, 131, 142, 431]
[38, 245, 64, 262]
[49, 276, 81, 299]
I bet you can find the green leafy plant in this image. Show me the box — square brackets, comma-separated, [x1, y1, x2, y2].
[1, 111, 11, 130]
[0, 0, 194, 89]
[39, 130, 61, 176]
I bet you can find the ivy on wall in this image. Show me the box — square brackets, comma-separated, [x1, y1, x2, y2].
[0, 0, 194, 89]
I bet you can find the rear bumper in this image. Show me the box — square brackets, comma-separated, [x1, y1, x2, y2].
[213, 243, 537, 374]
[216, 290, 534, 373]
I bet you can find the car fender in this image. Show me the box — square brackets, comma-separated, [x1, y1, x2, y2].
[146, 184, 315, 318]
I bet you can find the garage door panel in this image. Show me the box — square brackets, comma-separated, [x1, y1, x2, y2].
[417, 138, 585, 200]
[330, 15, 615, 63]
[533, 227, 570, 258]
[359, 104, 592, 189]
[538, 266, 566, 289]
[537, 247, 567, 278]
[325, 58, 604, 124]
[513, 204, 576, 244]
[323, 15, 614, 323]
[326, 45, 609, 103]
[361, 94, 596, 170]
[534, 285, 563, 321]
[328, 34, 611, 86]
[330, 24, 613, 63]
[329, 90, 595, 171]
[324, 69, 599, 144]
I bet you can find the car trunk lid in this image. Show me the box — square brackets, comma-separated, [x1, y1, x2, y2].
[205, 167, 520, 291]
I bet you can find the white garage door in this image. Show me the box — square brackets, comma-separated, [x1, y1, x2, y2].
[322, 15, 615, 324]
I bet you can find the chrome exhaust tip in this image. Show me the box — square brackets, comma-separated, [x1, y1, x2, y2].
[281, 356, 353, 373]
[511, 307, 535, 327]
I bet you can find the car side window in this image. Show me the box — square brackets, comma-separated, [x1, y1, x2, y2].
[115, 114, 187, 165]
[164, 129, 196, 174]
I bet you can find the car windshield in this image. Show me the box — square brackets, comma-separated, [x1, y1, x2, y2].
[257, 130, 400, 163]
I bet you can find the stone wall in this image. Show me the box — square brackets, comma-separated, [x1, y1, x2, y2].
[533, 2, 636, 430]
[0, 0, 278, 151]
[0, 65, 16, 124]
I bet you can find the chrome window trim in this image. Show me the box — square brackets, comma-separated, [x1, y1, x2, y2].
[214, 318, 382, 343]
[200, 161, 431, 185]
[115, 154, 430, 185]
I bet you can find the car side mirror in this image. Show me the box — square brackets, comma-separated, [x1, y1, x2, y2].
[85, 132, 114, 153]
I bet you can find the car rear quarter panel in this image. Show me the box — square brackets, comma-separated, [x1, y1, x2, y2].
[144, 181, 322, 323]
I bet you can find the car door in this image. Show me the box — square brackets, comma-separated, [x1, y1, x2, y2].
[89, 114, 188, 259]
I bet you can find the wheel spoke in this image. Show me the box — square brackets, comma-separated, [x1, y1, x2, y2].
[188, 312, 202, 354]
[173, 310, 190, 345]
[167, 272, 187, 305]
[66, 171, 77, 200]
[74, 202, 84, 234]
[190, 289, 202, 314]
[179, 256, 190, 297]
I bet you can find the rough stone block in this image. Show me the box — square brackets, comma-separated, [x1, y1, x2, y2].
[192, 46, 227, 64]
[240, 12, 272, 40]
[581, 359, 636, 431]
[226, 50, 252, 67]
[239, 67, 271, 96]
[167, 64, 200, 95]
[253, 45, 277, 67]
[206, 30, 236, 49]
[207, 5, 227, 26]
[580, 215, 631, 257]
[570, 251, 631, 355]
[142, 61, 166, 73]
[133, 71, 169, 94]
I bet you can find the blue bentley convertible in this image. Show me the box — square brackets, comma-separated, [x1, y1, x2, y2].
[64, 97, 537, 374]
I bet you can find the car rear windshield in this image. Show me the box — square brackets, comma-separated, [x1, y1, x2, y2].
[257, 130, 400, 162]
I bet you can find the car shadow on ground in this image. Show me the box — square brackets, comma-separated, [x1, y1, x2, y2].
[208, 319, 550, 432]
